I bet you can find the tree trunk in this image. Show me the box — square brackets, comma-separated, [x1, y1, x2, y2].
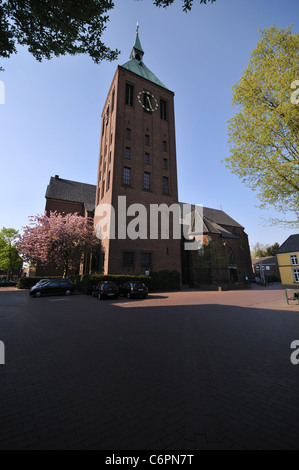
[64, 261, 69, 279]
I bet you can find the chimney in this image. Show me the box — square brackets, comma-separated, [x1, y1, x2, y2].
[55, 175, 59, 180]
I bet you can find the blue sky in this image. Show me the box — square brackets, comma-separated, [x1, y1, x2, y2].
[0, 0, 298, 249]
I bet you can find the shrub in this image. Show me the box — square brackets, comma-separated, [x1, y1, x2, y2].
[17, 275, 81, 290]
[17, 276, 57, 290]
[150, 270, 181, 291]
[78, 274, 152, 295]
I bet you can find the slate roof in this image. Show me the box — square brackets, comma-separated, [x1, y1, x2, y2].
[203, 207, 244, 229]
[203, 217, 238, 239]
[179, 203, 242, 239]
[46, 177, 96, 212]
[276, 234, 299, 254]
[252, 257, 278, 266]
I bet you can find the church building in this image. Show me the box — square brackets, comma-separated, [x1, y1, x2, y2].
[42, 28, 252, 286]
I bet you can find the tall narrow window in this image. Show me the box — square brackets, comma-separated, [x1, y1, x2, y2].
[112, 89, 115, 112]
[125, 147, 131, 160]
[101, 181, 105, 199]
[163, 177, 169, 194]
[160, 99, 168, 120]
[163, 158, 168, 170]
[126, 128, 132, 140]
[123, 252, 135, 267]
[107, 171, 111, 191]
[123, 167, 131, 186]
[163, 140, 167, 152]
[145, 153, 150, 165]
[145, 135, 150, 146]
[126, 84, 134, 106]
[291, 255, 298, 265]
[141, 253, 152, 268]
[144, 172, 151, 191]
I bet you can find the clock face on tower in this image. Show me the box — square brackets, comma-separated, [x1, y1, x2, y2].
[137, 91, 159, 113]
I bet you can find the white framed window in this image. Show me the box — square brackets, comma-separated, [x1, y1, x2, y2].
[293, 269, 299, 283]
[291, 255, 298, 266]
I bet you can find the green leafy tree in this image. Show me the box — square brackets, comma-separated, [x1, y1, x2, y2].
[252, 242, 280, 258]
[226, 26, 299, 226]
[0, 0, 119, 71]
[0, 228, 23, 278]
[153, 0, 216, 11]
[0, 0, 217, 71]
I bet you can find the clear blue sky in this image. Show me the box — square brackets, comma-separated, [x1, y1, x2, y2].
[0, 0, 298, 249]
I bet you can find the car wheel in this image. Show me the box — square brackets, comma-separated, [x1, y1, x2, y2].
[114, 294, 118, 300]
[127, 292, 131, 299]
[35, 291, 42, 298]
[65, 290, 71, 296]
[143, 295, 147, 299]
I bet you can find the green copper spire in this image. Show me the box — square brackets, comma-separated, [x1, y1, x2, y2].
[130, 22, 144, 61]
[121, 23, 169, 91]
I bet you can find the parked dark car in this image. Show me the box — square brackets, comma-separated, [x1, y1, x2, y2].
[29, 279, 75, 297]
[0, 279, 17, 287]
[92, 281, 118, 300]
[118, 281, 148, 299]
[35, 278, 73, 287]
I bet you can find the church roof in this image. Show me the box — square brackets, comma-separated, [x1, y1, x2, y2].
[120, 30, 169, 91]
[202, 217, 238, 239]
[203, 207, 244, 229]
[46, 176, 96, 213]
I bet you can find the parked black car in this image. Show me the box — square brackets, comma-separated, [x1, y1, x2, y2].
[30, 279, 75, 297]
[118, 282, 148, 299]
[0, 279, 17, 287]
[92, 281, 118, 300]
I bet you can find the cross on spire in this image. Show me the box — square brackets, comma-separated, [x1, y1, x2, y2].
[130, 24, 144, 61]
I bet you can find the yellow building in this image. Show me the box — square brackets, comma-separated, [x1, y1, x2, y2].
[277, 235, 299, 286]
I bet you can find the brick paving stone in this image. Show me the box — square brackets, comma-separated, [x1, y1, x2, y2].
[1, 287, 299, 449]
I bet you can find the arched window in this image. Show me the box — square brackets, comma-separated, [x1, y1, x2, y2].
[228, 247, 235, 265]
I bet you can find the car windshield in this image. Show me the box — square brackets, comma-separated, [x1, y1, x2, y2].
[133, 283, 146, 288]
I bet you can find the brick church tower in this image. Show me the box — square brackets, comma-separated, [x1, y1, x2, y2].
[94, 27, 182, 276]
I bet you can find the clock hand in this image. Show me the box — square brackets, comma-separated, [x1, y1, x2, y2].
[147, 96, 153, 111]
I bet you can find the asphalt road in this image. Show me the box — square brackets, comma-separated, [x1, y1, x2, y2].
[0, 286, 299, 450]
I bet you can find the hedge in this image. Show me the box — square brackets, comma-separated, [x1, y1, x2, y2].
[77, 274, 152, 295]
[77, 270, 181, 295]
[17, 270, 181, 294]
[150, 270, 181, 291]
[17, 276, 80, 290]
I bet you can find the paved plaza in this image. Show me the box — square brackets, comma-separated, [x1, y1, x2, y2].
[0, 285, 299, 450]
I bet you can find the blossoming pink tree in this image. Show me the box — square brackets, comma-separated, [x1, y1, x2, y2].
[17, 212, 102, 278]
